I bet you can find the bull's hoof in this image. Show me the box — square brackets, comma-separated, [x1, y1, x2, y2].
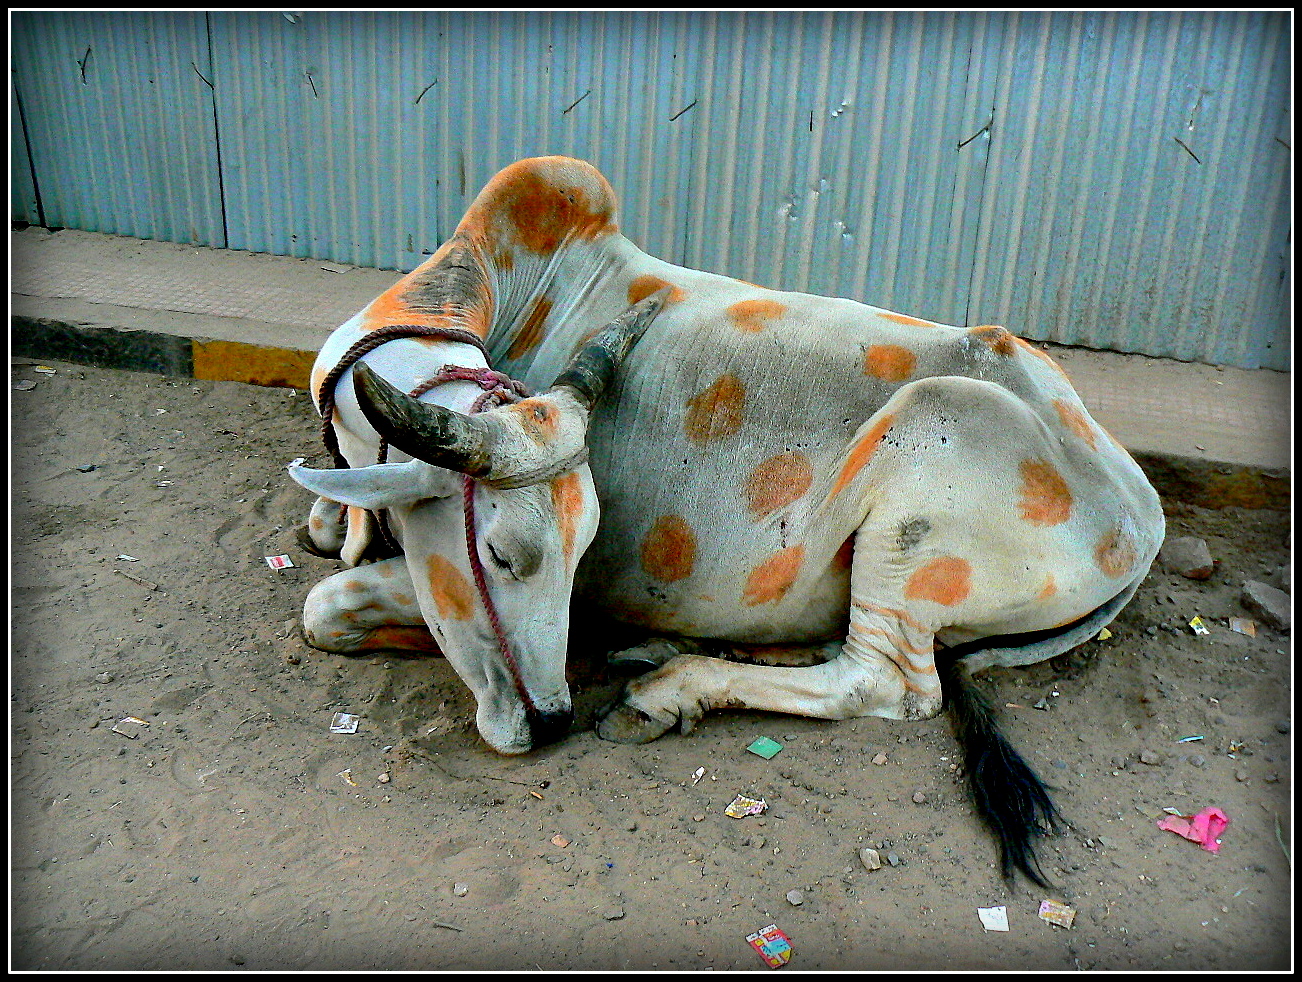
[607, 639, 680, 670]
[596, 703, 675, 744]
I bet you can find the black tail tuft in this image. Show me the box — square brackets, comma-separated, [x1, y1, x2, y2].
[939, 656, 1064, 888]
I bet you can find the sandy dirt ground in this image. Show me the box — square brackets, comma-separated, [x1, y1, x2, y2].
[10, 359, 1293, 971]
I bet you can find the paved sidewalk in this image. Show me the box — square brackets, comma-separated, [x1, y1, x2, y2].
[11, 227, 1291, 507]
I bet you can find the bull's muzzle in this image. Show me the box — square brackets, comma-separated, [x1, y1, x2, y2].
[529, 707, 574, 749]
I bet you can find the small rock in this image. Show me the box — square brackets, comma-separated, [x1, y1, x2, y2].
[1235, 769, 1250, 783]
[786, 889, 804, 906]
[911, 790, 926, 804]
[1275, 719, 1290, 735]
[77, 464, 97, 473]
[886, 852, 902, 867]
[1187, 754, 1206, 767]
[377, 772, 390, 784]
[601, 905, 625, 921]
[1160, 535, 1215, 579]
[871, 752, 888, 766]
[858, 847, 882, 871]
[1139, 749, 1162, 766]
[95, 672, 114, 684]
[452, 882, 469, 897]
[1241, 580, 1290, 631]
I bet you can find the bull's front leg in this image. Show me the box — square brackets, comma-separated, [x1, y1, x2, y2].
[302, 555, 441, 654]
[597, 606, 943, 744]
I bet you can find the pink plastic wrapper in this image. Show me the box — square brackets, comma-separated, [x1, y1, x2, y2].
[1157, 806, 1230, 853]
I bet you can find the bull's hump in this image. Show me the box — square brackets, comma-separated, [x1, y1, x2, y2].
[459, 156, 621, 256]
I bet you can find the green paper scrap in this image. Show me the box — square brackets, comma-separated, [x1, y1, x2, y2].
[747, 737, 784, 759]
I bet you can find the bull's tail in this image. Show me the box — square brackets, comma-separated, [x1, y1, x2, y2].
[938, 656, 1063, 888]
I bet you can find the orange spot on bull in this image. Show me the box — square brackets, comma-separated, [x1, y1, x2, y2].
[863, 344, 917, 382]
[1037, 574, 1057, 600]
[628, 274, 685, 306]
[550, 472, 585, 560]
[344, 580, 366, 593]
[969, 325, 1017, 355]
[744, 452, 813, 518]
[426, 553, 476, 621]
[904, 556, 972, 607]
[309, 362, 330, 402]
[309, 515, 325, 531]
[355, 625, 442, 653]
[641, 515, 696, 583]
[361, 238, 493, 339]
[1053, 398, 1098, 450]
[832, 412, 896, 495]
[1018, 458, 1074, 526]
[684, 374, 746, 446]
[364, 285, 420, 331]
[833, 535, 856, 570]
[743, 546, 805, 606]
[482, 164, 617, 254]
[880, 311, 939, 328]
[508, 398, 561, 444]
[506, 295, 553, 360]
[1095, 524, 1138, 578]
[728, 298, 786, 333]
[347, 506, 368, 537]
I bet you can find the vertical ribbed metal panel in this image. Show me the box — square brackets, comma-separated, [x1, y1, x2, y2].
[969, 10, 1290, 369]
[11, 78, 41, 224]
[11, 11, 224, 245]
[12, 11, 1290, 368]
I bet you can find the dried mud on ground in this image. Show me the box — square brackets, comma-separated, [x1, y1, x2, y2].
[10, 360, 1293, 971]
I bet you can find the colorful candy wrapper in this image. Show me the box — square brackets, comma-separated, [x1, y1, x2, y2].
[747, 924, 792, 968]
[1038, 899, 1076, 928]
[725, 794, 768, 818]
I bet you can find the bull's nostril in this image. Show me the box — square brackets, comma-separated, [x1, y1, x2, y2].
[530, 709, 573, 748]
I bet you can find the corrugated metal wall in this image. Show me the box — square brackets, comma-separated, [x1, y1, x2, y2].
[11, 10, 1291, 369]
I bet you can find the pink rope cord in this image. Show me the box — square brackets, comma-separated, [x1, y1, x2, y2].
[457, 384, 539, 717]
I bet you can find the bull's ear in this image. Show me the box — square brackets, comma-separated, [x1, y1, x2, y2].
[287, 458, 461, 510]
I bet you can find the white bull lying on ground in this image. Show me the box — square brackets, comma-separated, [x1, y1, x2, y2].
[290, 156, 1165, 885]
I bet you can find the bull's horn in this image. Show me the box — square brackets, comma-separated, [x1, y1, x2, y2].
[547, 287, 670, 410]
[351, 363, 496, 478]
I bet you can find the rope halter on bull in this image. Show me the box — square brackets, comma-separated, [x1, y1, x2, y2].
[307, 287, 670, 742]
[313, 322, 543, 727]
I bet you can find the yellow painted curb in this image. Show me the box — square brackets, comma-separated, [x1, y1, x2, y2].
[191, 338, 316, 390]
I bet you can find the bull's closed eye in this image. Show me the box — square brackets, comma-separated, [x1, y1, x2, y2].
[486, 540, 519, 579]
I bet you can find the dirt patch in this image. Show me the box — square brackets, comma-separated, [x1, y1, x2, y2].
[10, 360, 1292, 970]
